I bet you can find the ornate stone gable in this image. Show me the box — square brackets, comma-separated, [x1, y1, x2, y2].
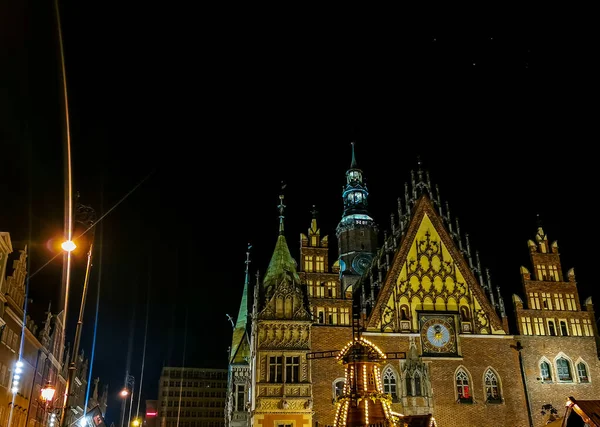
[367, 196, 504, 333]
[259, 277, 311, 321]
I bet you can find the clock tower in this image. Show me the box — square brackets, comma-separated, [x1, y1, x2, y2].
[336, 142, 378, 294]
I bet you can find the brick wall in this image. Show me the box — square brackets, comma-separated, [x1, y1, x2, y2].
[520, 335, 600, 426]
[310, 328, 532, 427]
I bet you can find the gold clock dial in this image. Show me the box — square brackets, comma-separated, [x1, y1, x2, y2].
[420, 315, 457, 355]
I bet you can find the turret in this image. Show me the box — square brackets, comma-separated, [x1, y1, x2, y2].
[336, 142, 378, 294]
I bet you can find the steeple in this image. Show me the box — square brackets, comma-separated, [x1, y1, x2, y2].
[263, 193, 301, 300]
[336, 142, 379, 293]
[236, 244, 251, 329]
[340, 142, 370, 217]
[229, 244, 252, 364]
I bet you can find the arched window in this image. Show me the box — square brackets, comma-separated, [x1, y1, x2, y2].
[484, 369, 501, 402]
[383, 369, 398, 401]
[540, 361, 552, 381]
[456, 369, 472, 403]
[556, 358, 572, 381]
[577, 362, 589, 383]
[333, 379, 345, 400]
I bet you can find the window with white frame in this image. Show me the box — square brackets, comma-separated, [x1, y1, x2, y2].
[540, 361, 552, 382]
[456, 369, 472, 402]
[484, 369, 501, 402]
[577, 362, 589, 383]
[556, 358, 572, 382]
[383, 368, 398, 401]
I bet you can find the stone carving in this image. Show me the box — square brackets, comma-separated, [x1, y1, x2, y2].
[259, 323, 310, 349]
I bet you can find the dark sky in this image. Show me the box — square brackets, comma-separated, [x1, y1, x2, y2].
[1, 2, 597, 424]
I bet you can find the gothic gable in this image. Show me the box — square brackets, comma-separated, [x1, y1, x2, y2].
[259, 277, 311, 321]
[367, 196, 504, 333]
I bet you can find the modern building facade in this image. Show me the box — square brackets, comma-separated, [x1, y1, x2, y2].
[225, 145, 600, 427]
[157, 367, 227, 427]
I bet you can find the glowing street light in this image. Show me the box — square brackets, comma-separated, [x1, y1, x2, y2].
[61, 240, 77, 252]
[120, 389, 130, 397]
[132, 419, 141, 427]
[41, 382, 57, 402]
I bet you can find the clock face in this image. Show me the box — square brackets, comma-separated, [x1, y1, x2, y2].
[426, 323, 450, 347]
[419, 315, 457, 355]
[352, 253, 373, 275]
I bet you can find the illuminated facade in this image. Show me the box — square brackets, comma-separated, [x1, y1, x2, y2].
[226, 146, 600, 427]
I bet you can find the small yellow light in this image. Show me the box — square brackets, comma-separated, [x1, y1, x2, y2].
[132, 419, 141, 427]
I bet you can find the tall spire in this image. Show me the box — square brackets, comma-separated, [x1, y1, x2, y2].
[235, 244, 251, 329]
[229, 244, 252, 364]
[350, 141, 357, 168]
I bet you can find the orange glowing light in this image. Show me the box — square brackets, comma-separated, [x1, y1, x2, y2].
[41, 383, 56, 402]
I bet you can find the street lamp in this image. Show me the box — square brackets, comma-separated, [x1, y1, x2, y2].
[59, 199, 97, 427]
[41, 382, 57, 403]
[38, 382, 62, 427]
[61, 240, 76, 252]
[119, 375, 135, 427]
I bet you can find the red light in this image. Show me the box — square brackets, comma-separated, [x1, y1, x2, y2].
[146, 412, 157, 417]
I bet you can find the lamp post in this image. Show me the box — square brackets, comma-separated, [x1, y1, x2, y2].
[40, 382, 58, 427]
[60, 200, 97, 427]
[119, 375, 135, 427]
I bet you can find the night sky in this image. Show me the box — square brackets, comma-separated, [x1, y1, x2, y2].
[1, 2, 596, 424]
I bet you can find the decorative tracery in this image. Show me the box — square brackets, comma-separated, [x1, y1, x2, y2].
[381, 229, 491, 333]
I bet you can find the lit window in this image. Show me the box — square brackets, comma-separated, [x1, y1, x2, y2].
[304, 256, 313, 272]
[456, 370, 472, 403]
[316, 256, 325, 272]
[340, 308, 350, 325]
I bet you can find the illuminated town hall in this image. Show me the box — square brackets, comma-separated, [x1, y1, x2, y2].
[225, 145, 600, 427]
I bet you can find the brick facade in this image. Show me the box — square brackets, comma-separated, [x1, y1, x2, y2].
[231, 164, 600, 427]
